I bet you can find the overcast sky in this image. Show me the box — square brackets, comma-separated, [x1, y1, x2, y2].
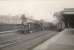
[0, 0, 74, 22]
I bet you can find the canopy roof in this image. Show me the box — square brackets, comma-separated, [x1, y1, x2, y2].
[63, 8, 74, 14]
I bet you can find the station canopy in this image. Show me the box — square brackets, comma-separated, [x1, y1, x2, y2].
[63, 8, 74, 14]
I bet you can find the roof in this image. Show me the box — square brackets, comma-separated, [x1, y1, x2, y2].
[63, 8, 74, 14]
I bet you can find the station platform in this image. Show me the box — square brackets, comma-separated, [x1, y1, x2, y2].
[33, 29, 74, 50]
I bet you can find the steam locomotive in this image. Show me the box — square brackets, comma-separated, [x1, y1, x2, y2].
[56, 8, 74, 31]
